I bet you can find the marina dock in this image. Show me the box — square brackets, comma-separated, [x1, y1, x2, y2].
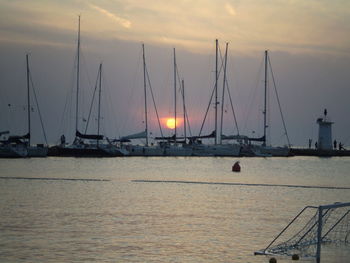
[290, 148, 350, 157]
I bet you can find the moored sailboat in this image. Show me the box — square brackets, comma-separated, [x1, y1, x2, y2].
[0, 131, 28, 158]
[50, 17, 128, 157]
[120, 44, 167, 156]
[243, 50, 291, 157]
[191, 40, 241, 156]
[0, 54, 48, 158]
[25, 54, 48, 157]
[161, 48, 193, 156]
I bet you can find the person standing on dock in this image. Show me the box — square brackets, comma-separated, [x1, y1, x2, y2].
[334, 140, 337, 149]
[308, 139, 312, 148]
[315, 142, 318, 149]
[339, 142, 344, 150]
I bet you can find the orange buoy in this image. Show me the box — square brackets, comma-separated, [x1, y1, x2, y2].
[232, 161, 241, 172]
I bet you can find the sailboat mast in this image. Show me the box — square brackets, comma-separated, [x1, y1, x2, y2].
[263, 50, 268, 146]
[97, 63, 102, 144]
[214, 39, 218, 144]
[142, 44, 148, 146]
[75, 15, 81, 135]
[220, 42, 228, 145]
[26, 54, 31, 145]
[173, 48, 177, 145]
[182, 79, 186, 142]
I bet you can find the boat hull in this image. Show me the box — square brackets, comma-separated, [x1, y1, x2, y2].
[125, 143, 241, 157]
[49, 144, 128, 157]
[191, 144, 241, 157]
[125, 144, 194, 156]
[125, 145, 164, 156]
[0, 144, 28, 158]
[28, 146, 48, 157]
[243, 145, 290, 157]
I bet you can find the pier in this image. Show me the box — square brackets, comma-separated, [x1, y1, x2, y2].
[290, 148, 350, 157]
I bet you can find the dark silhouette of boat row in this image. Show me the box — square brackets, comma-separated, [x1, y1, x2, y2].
[1, 17, 293, 158]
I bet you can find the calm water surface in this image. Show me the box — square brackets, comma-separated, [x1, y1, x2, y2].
[0, 157, 350, 262]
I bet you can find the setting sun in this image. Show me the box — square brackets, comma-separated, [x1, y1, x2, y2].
[166, 118, 176, 129]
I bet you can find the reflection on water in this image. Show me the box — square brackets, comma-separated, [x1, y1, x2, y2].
[0, 157, 349, 262]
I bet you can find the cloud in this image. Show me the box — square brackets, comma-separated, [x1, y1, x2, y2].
[89, 4, 131, 29]
[0, 0, 349, 56]
[225, 3, 236, 16]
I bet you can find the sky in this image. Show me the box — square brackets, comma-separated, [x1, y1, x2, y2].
[0, 0, 350, 147]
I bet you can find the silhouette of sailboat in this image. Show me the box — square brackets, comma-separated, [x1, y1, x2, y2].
[1, 54, 48, 157]
[50, 16, 128, 157]
[244, 50, 291, 157]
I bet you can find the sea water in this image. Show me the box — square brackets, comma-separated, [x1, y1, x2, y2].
[0, 156, 349, 263]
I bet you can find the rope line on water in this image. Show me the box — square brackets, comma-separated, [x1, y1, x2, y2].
[0, 176, 109, 182]
[132, 180, 350, 190]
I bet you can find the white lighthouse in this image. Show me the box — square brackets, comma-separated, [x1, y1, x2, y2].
[316, 109, 333, 150]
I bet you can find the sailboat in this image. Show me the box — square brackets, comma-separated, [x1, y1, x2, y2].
[120, 44, 165, 156]
[190, 40, 241, 156]
[83, 63, 129, 156]
[50, 16, 128, 157]
[25, 54, 49, 157]
[0, 54, 48, 158]
[245, 50, 291, 157]
[73, 63, 128, 156]
[159, 48, 192, 156]
[0, 131, 28, 157]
